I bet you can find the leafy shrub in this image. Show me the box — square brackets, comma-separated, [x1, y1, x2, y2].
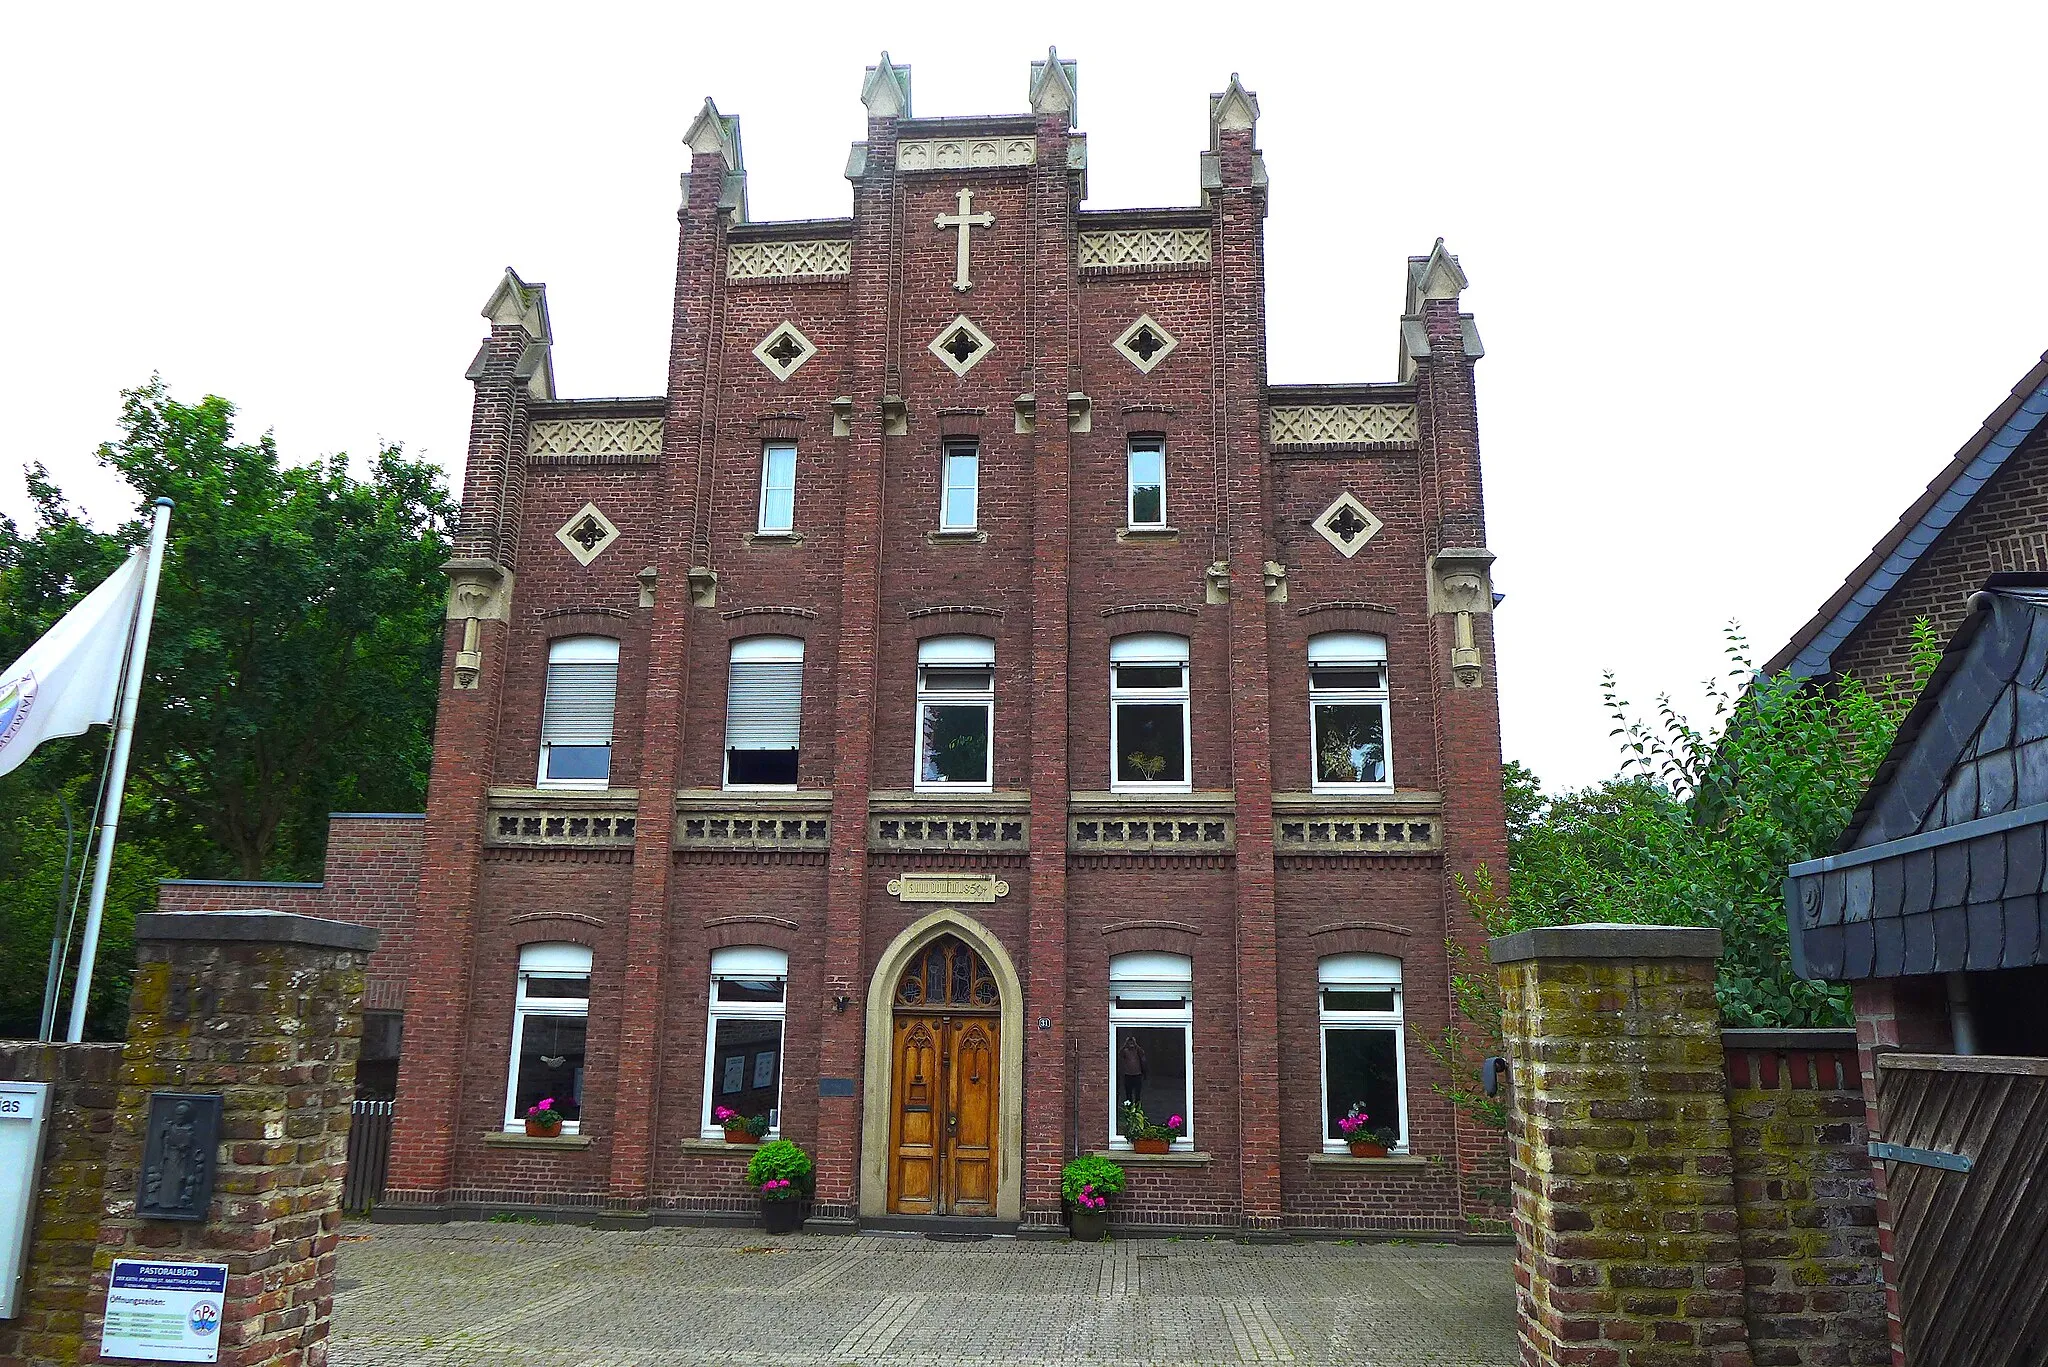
[744, 1139, 814, 1198]
[1061, 1155, 1125, 1206]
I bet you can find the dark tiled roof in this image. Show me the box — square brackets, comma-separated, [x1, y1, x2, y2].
[1765, 352, 2048, 678]
[1786, 578, 2048, 981]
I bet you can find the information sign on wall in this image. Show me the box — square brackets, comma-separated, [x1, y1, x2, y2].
[0, 1081, 51, 1319]
[100, 1260, 228, 1363]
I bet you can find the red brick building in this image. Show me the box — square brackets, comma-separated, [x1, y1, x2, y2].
[177, 54, 1510, 1236]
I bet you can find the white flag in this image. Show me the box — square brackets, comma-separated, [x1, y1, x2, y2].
[0, 551, 145, 780]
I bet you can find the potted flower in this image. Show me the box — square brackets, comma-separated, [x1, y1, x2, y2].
[524, 1097, 564, 1139]
[1337, 1103, 1397, 1157]
[1119, 1102, 1186, 1155]
[1061, 1155, 1124, 1241]
[714, 1105, 769, 1145]
[746, 1139, 814, 1234]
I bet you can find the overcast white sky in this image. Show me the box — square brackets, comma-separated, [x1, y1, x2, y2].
[4, 3, 2044, 793]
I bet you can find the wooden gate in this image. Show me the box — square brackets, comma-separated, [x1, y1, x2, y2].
[1875, 1054, 2048, 1367]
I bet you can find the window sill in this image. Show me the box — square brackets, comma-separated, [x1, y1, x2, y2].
[1091, 1149, 1213, 1167]
[743, 530, 805, 547]
[1117, 525, 1180, 544]
[680, 1137, 773, 1155]
[927, 529, 988, 545]
[483, 1131, 592, 1150]
[1306, 1153, 1431, 1170]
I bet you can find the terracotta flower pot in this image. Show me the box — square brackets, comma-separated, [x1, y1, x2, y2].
[525, 1118, 562, 1138]
[1347, 1140, 1388, 1158]
[761, 1198, 804, 1234]
[1070, 1207, 1110, 1242]
[1133, 1137, 1171, 1155]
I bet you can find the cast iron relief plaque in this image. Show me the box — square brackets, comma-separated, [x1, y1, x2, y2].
[136, 1092, 222, 1221]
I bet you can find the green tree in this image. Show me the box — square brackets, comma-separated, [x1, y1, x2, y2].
[0, 379, 450, 1038]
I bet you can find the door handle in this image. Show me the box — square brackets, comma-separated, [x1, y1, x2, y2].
[948, 1114, 958, 1133]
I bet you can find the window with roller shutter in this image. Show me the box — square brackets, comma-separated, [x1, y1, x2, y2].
[538, 637, 619, 787]
[724, 637, 803, 788]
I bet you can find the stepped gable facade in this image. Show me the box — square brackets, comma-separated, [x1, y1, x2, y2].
[368, 52, 1508, 1234]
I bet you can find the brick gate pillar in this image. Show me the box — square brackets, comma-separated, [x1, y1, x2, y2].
[85, 909, 376, 1367]
[1491, 924, 1752, 1367]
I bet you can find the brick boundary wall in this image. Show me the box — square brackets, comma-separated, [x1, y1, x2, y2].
[1495, 925, 1889, 1367]
[0, 1042, 124, 1367]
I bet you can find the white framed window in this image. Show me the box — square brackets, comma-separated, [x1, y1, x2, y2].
[941, 442, 979, 531]
[758, 441, 797, 534]
[724, 636, 803, 789]
[1318, 953, 1407, 1152]
[538, 636, 619, 788]
[916, 635, 994, 790]
[504, 943, 591, 1132]
[1309, 633, 1392, 791]
[1127, 437, 1166, 529]
[702, 945, 788, 1138]
[1110, 951, 1194, 1151]
[1110, 634, 1191, 792]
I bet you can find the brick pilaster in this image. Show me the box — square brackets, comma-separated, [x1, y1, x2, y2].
[1412, 272, 1513, 1229]
[1493, 925, 1753, 1367]
[816, 108, 901, 1216]
[83, 910, 376, 1367]
[1021, 106, 1077, 1230]
[387, 297, 539, 1204]
[1211, 112, 1283, 1231]
[608, 136, 731, 1202]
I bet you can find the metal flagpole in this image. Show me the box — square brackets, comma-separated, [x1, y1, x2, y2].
[66, 497, 173, 1043]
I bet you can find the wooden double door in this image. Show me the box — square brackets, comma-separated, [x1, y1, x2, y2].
[885, 936, 1001, 1217]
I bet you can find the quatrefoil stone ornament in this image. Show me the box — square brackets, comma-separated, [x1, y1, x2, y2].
[555, 502, 620, 566]
[1113, 314, 1178, 374]
[752, 321, 817, 381]
[1311, 491, 1383, 559]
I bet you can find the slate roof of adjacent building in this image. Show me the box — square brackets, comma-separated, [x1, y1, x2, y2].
[1766, 352, 2048, 679]
[1786, 576, 2048, 981]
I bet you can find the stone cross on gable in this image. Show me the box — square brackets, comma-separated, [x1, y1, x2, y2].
[935, 188, 994, 292]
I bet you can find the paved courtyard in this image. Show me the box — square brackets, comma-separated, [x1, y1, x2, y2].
[332, 1222, 1517, 1366]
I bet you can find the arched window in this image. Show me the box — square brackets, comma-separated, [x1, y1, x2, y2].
[504, 943, 592, 1131]
[916, 636, 994, 789]
[1308, 633, 1391, 790]
[1109, 951, 1194, 1149]
[702, 945, 788, 1137]
[725, 637, 803, 789]
[539, 636, 620, 787]
[1110, 634, 1191, 791]
[1318, 953, 1406, 1151]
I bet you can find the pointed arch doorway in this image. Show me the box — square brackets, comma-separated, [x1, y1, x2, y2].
[859, 911, 1024, 1222]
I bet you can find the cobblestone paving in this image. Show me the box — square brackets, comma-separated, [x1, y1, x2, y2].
[332, 1222, 1517, 1366]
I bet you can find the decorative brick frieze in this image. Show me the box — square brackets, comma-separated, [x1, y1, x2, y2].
[725, 239, 852, 280]
[1068, 793, 1235, 854]
[673, 791, 832, 852]
[486, 788, 640, 848]
[868, 792, 1029, 852]
[527, 417, 665, 464]
[1078, 228, 1212, 270]
[1268, 404, 1419, 449]
[896, 136, 1036, 171]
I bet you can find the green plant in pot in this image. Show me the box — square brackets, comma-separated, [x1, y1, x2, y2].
[746, 1139, 814, 1234]
[1337, 1103, 1397, 1157]
[524, 1097, 563, 1139]
[1062, 1155, 1125, 1241]
[715, 1105, 769, 1144]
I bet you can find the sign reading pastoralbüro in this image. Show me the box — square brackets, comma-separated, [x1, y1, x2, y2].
[0, 550, 144, 780]
[100, 1259, 227, 1363]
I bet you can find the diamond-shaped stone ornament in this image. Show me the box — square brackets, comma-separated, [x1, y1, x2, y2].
[1311, 491, 1383, 559]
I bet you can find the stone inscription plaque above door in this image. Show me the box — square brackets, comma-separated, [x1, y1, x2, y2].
[887, 873, 1010, 903]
